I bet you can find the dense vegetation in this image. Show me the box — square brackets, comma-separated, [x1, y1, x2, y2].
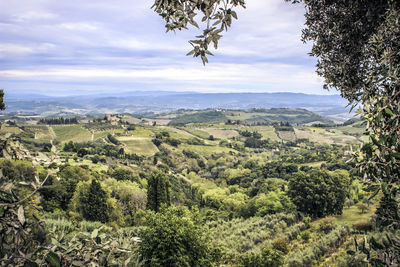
[1, 0, 399, 264]
[0, 109, 377, 266]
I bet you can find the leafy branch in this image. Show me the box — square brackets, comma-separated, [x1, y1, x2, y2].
[151, 0, 245, 65]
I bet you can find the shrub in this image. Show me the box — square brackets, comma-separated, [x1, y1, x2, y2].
[272, 238, 289, 254]
[353, 221, 374, 233]
[139, 206, 217, 266]
[317, 217, 337, 234]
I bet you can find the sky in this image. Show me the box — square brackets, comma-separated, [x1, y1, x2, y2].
[0, 0, 336, 96]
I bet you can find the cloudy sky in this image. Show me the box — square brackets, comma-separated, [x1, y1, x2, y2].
[0, 0, 336, 96]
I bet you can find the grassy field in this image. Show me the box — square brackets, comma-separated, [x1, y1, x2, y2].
[0, 126, 22, 134]
[52, 125, 92, 143]
[277, 130, 296, 141]
[295, 128, 359, 145]
[129, 127, 154, 138]
[334, 205, 376, 226]
[201, 128, 239, 139]
[181, 127, 211, 139]
[159, 126, 196, 138]
[180, 144, 236, 156]
[67, 158, 109, 172]
[117, 136, 158, 156]
[248, 126, 281, 142]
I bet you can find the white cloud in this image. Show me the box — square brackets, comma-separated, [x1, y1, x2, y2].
[0, 0, 327, 95]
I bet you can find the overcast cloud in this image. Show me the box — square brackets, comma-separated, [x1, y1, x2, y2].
[0, 0, 334, 96]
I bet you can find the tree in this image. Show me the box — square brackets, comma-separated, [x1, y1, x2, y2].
[146, 172, 171, 212]
[74, 179, 110, 222]
[288, 169, 350, 218]
[357, 203, 369, 214]
[139, 206, 218, 266]
[153, 0, 399, 224]
[0, 89, 5, 110]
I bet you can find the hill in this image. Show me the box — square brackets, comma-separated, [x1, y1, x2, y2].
[4, 91, 352, 121]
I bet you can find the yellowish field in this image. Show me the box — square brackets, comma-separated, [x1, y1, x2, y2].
[295, 128, 358, 145]
[159, 126, 196, 138]
[0, 126, 22, 134]
[117, 136, 158, 156]
[247, 126, 280, 142]
[181, 127, 211, 139]
[142, 119, 171, 126]
[277, 130, 296, 141]
[130, 127, 154, 138]
[52, 125, 92, 143]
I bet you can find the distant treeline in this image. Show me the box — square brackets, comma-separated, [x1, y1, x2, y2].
[38, 117, 78, 125]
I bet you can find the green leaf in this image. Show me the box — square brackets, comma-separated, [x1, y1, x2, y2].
[71, 261, 85, 266]
[23, 261, 39, 267]
[0, 190, 14, 203]
[392, 152, 400, 159]
[91, 228, 99, 239]
[384, 108, 394, 116]
[46, 251, 61, 267]
[17, 206, 25, 226]
[186, 50, 195, 56]
[231, 11, 238, 19]
[368, 188, 380, 200]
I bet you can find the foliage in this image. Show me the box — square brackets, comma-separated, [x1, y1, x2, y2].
[0, 169, 141, 266]
[287, 0, 400, 262]
[357, 203, 370, 214]
[206, 213, 300, 257]
[152, 0, 245, 65]
[353, 221, 374, 233]
[288, 169, 350, 217]
[107, 133, 120, 145]
[237, 247, 284, 267]
[285, 225, 349, 266]
[146, 172, 171, 212]
[347, 231, 400, 266]
[40, 166, 91, 211]
[38, 117, 78, 125]
[0, 89, 5, 110]
[0, 159, 36, 182]
[139, 206, 218, 266]
[78, 179, 109, 222]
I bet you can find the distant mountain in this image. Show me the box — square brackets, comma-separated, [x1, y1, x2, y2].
[2, 91, 353, 121]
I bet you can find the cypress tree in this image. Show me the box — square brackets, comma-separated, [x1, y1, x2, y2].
[82, 179, 109, 222]
[146, 172, 171, 212]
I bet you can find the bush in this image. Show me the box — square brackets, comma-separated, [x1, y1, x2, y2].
[272, 238, 289, 254]
[139, 206, 217, 266]
[317, 217, 337, 234]
[238, 247, 284, 267]
[285, 225, 350, 267]
[353, 221, 374, 233]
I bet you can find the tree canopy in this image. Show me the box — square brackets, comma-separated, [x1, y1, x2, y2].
[139, 206, 218, 266]
[288, 169, 350, 218]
